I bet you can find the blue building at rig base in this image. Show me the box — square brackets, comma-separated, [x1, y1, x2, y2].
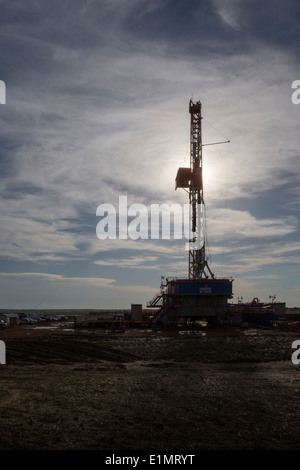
[147, 277, 234, 326]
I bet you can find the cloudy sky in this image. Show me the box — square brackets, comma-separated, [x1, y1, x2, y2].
[0, 0, 299, 310]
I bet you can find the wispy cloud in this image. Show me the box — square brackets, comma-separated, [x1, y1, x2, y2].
[0, 0, 299, 307]
[207, 208, 298, 241]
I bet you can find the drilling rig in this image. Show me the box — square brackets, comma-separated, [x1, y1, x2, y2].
[176, 99, 215, 280]
[147, 99, 233, 326]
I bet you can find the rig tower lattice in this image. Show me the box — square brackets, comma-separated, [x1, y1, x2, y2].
[175, 99, 214, 280]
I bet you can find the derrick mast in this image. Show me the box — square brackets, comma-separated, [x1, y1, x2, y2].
[176, 99, 214, 279]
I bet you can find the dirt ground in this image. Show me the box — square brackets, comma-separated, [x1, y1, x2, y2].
[1, 322, 300, 450]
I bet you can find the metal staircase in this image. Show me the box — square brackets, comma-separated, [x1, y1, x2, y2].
[147, 290, 164, 308]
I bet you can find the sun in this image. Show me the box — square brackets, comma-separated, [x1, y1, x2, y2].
[202, 163, 213, 188]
